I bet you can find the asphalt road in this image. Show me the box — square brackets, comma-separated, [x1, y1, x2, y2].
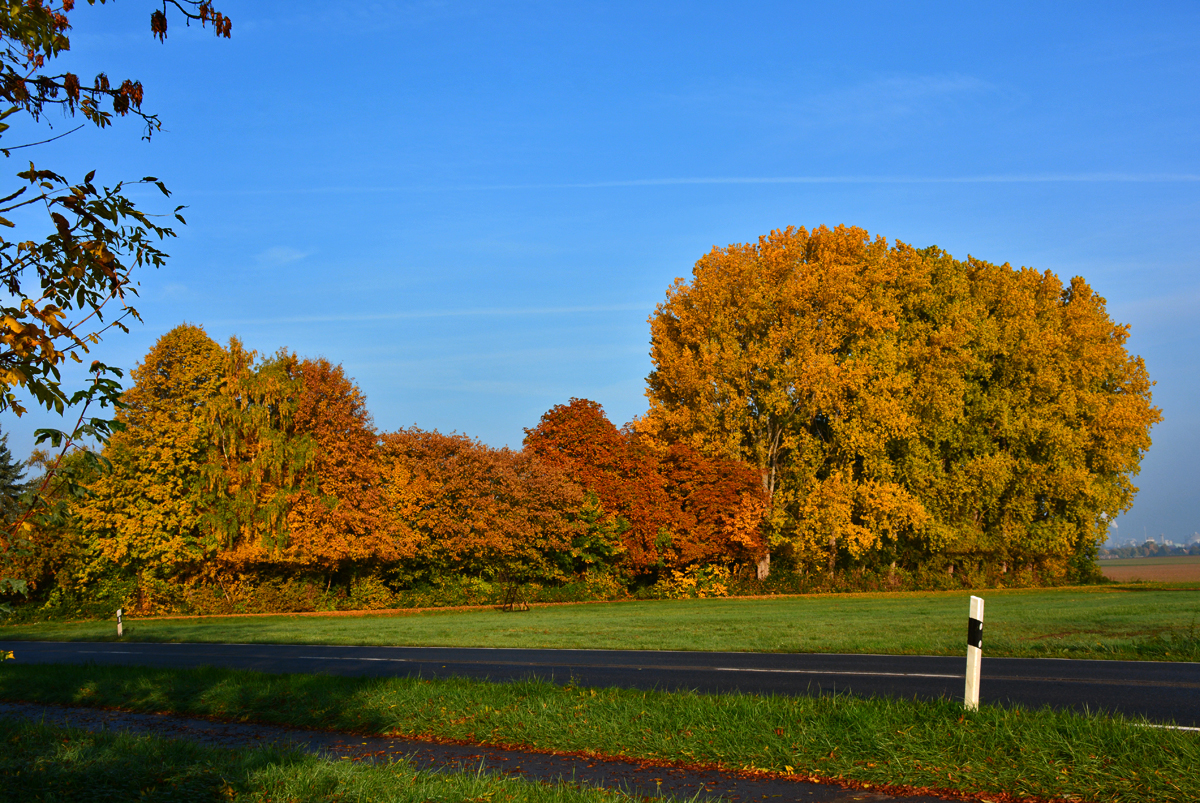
[4, 640, 1198, 727]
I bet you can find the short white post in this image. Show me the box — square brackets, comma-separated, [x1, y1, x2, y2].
[964, 595, 984, 710]
[116, 608, 123, 638]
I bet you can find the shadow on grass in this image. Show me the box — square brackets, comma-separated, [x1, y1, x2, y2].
[1, 716, 303, 802]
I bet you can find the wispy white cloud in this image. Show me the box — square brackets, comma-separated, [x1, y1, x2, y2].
[478, 173, 1200, 188]
[198, 173, 1200, 197]
[255, 246, 309, 267]
[210, 303, 652, 327]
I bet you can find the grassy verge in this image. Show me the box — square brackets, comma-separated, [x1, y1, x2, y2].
[2, 662, 1196, 802]
[0, 715, 657, 803]
[4, 585, 1199, 661]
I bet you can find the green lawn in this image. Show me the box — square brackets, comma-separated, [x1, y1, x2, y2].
[4, 584, 1199, 660]
[3, 662, 1195, 803]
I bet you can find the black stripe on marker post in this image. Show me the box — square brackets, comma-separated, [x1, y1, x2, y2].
[967, 617, 983, 649]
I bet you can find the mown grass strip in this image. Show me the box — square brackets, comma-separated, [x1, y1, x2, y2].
[1, 662, 1195, 802]
[4, 585, 1200, 661]
[0, 715, 659, 803]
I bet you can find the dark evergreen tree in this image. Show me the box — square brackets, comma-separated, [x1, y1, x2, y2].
[0, 431, 25, 524]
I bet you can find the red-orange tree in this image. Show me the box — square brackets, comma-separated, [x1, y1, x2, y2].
[659, 442, 767, 568]
[283, 358, 413, 572]
[524, 398, 671, 573]
[524, 398, 766, 576]
[378, 428, 585, 584]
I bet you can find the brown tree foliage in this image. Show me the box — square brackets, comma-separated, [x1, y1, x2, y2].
[524, 398, 766, 575]
[379, 428, 583, 583]
[283, 358, 412, 571]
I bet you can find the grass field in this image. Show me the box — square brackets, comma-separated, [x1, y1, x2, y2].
[0, 716, 644, 803]
[1100, 556, 1200, 583]
[2, 662, 1195, 802]
[4, 584, 1199, 661]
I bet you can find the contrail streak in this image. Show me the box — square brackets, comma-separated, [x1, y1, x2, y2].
[210, 303, 651, 327]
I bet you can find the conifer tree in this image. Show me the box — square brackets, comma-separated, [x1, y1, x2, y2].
[0, 431, 25, 525]
[0, 429, 26, 606]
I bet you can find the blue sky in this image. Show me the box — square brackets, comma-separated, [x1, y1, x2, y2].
[5, 1, 1199, 545]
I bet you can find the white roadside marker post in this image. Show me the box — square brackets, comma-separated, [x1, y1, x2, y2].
[964, 595, 984, 711]
[116, 608, 123, 638]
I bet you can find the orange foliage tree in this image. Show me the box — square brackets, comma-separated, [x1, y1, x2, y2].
[282, 358, 415, 573]
[378, 428, 590, 584]
[524, 398, 766, 577]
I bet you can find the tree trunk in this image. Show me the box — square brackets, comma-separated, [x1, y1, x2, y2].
[756, 551, 771, 580]
[828, 534, 837, 576]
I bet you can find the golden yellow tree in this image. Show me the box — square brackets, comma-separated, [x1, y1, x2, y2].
[646, 226, 928, 575]
[77, 324, 226, 605]
[646, 226, 1159, 581]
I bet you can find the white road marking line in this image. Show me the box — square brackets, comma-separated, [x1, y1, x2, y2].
[59, 650, 1200, 688]
[1135, 723, 1200, 732]
[714, 667, 961, 679]
[294, 655, 959, 679]
[299, 656, 406, 662]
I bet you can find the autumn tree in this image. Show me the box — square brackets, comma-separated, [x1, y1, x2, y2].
[524, 398, 673, 574]
[282, 358, 416, 574]
[524, 398, 767, 576]
[379, 428, 587, 585]
[76, 324, 226, 605]
[0, 1, 230, 599]
[645, 225, 1159, 581]
[892, 255, 1160, 580]
[200, 342, 315, 572]
[658, 442, 767, 568]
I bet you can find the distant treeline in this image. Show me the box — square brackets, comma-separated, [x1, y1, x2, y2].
[1099, 542, 1200, 559]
